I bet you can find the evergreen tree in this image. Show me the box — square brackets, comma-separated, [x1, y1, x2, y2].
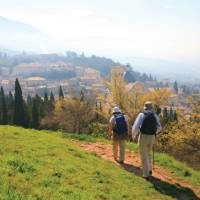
[99, 101, 102, 111]
[162, 107, 169, 124]
[182, 85, 190, 95]
[23, 100, 31, 128]
[26, 94, 33, 127]
[0, 87, 8, 124]
[49, 91, 55, 113]
[14, 78, 26, 126]
[44, 92, 48, 103]
[174, 110, 178, 121]
[27, 94, 32, 106]
[173, 81, 178, 94]
[59, 86, 64, 100]
[31, 97, 39, 129]
[7, 91, 14, 124]
[35, 94, 44, 118]
[42, 92, 49, 116]
[50, 91, 55, 102]
[8, 91, 14, 107]
[0, 89, 2, 124]
[155, 105, 161, 115]
[169, 107, 174, 122]
[80, 90, 85, 102]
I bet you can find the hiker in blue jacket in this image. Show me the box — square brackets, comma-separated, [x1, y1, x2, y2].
[109, 106, 128, 163]
[132, 101, 162, 179]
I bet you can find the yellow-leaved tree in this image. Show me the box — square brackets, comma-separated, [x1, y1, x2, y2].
[100, 67, 172, 137]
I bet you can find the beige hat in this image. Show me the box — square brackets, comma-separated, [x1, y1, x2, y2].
[144, 101, 153, 110]
[112, 106, 121, 114]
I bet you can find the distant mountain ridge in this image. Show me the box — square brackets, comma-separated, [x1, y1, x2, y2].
[0, 16, 53, 52]
[0, 16, 43, 34]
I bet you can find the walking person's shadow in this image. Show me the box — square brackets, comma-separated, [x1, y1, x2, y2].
[119, 163, 199, 200]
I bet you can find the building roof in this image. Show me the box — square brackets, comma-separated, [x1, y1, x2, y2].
[25, 76, 46, 81]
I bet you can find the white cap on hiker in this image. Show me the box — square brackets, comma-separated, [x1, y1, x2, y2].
[144, 101, 153, 110]
[112, 106, 121, 114]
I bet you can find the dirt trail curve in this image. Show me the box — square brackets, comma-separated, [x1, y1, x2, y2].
[77, 142, 200, 199]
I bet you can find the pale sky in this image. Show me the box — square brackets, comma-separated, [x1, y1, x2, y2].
[0, 0, 200, 65]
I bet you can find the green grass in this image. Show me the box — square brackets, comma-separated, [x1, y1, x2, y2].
[60, 131, 108, 143]
[0, 126, 198, 200]
[154, 153, 200, 186]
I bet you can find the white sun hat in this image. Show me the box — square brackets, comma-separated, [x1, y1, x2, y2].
[144, 101, 153, 110]
[112, 106, 122, 114]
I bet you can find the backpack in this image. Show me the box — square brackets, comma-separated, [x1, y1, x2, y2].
[113, 114, 128, 135]
[140, 112, 157, 135]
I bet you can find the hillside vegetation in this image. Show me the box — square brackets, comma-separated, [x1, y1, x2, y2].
[0, 126, 199, 200]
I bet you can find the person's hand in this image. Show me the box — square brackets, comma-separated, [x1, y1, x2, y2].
[133, 137, 138, 143]
[133, 135, 139, 144]
[108, 133, 113, 140]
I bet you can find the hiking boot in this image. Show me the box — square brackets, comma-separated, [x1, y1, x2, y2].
[143, 176, 153, 181]
[114, 158, 118, 162]
[142, 176, 150, 181]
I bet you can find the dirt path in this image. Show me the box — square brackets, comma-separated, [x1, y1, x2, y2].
[77, 141, 200, 199]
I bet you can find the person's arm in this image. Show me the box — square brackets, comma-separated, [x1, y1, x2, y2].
[132, 113, 144, 140]
[124, 116, 130, 137]
[155, 114, 162, 134]
[109, 116, 114, 139]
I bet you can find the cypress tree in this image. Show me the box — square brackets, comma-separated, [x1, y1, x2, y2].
[35, 94, 44, 118]
[169, 107, 174, 122]
[27, 94, 32, 106]
[99, 101, 102, 111]
[59, 86, 64, 100]
[23, 100, 31, 128]
[44, 92, 48, 103]
[50, 91, 55, 102]
[162, 107, 169, 124]
[173, 81, 178, 94]
[31, 97, 39, 129]
[0, 87, 8, 124]
[41, 92, 48, 116]
[174, 110, 178, 121]
[80, 90, 85, 102]
[155, 104, 161, 115]
[14, 78, 26, 126]
[8, 91, 14, 107]
[49, 91, 55, 113]
[0, 89, 2, 124]
[7, 91, 14, 124]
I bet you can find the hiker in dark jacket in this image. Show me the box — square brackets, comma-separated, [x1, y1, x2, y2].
[132, 101, 162, 179]
[109, 106, 128, 163]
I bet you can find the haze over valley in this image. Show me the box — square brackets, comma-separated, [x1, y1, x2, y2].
[0, 0, 200, 97]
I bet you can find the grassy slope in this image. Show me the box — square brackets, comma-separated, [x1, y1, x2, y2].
[0, 126, 198, 200]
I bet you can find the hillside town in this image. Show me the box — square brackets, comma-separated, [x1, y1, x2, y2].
[0, 62, 106, 96]
[0, 52, 200, 123]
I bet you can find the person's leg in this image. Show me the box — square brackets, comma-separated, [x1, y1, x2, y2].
[119, 140, 126, 163]
[147, 135, 155, 174]
[113, 140, 119, 161]
[139, 135, 149, 177]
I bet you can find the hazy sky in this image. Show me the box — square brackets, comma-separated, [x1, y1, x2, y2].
[0, 0, 200, 65]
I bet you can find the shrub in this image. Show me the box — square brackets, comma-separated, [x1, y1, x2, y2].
[88, 122, 108, 137]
